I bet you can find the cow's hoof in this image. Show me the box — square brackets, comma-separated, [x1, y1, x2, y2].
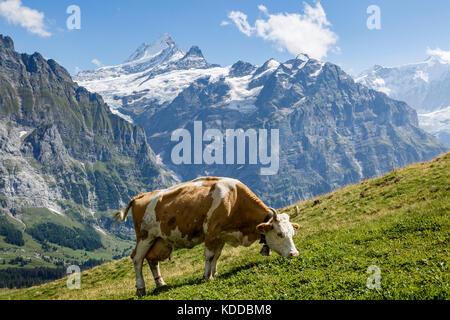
[136, 287, 146, 297]
[260, 245, 271, 256]
[156, 280, 167, 288]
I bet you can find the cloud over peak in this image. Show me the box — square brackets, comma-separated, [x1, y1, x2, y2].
[426, 47, 450, 63]
[224, 2, 338, 60]
[91, 59, 103, 68]
[0, 0, 51, 37]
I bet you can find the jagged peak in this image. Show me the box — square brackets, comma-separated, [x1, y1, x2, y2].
[0, 34, 14, 51]
[124, 33, 179, 63]
[229, 60, 255, 77]
[252, 58, 280, 77]
[231, 60, 254, 68]
[263, 58, 280, 68]
[183, 46, 204, 59]
[296, 53, 310, 62]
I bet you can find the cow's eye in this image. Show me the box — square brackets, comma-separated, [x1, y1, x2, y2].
[277, 232, 284, 238]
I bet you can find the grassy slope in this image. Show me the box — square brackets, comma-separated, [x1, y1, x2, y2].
[1, 153, 448, 300]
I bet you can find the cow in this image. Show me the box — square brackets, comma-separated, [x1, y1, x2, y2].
[114, 177, 299, 297]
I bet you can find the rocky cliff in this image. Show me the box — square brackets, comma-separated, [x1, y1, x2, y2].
[0, 35, 173, 214]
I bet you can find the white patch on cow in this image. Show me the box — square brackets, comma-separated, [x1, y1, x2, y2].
[192, 177, 206, 187]
[141, 190, 165, 237]
[133, 237, 155, 289]
[203, 178, 240, 234]
[167, 227, 185, 248]
[203, 247, 215, 280]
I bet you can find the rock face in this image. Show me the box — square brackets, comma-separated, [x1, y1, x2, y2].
[356, 56, 450, 147]
[0, 35, 173, 213]
[76, 36, 446, 207]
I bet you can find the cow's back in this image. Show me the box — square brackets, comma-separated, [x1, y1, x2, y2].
[155, 178, 225, 248]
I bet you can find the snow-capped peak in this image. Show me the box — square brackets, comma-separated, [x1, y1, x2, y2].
[356, 55, 450, 146]
[296, 53, 310, 62]
[124, 33, 178, 63]
[357, 55, 450, 112]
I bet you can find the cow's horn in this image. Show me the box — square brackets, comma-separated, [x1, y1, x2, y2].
[269, 207, 278, 220]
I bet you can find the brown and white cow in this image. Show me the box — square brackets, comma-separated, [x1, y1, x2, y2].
[114, 177, 299, 297]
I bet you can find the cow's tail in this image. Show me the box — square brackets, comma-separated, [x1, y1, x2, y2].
[113, 193, 147, 223]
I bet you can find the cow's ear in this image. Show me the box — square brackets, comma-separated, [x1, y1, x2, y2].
[292, 223, 299, 230]
[256, 222, 273, 234]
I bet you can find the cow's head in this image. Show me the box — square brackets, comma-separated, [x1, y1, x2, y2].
[256, 208, 299, 258]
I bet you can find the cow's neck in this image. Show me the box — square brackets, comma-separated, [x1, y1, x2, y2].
[259, 211, 273, 245]
[235, 186, 274, 238]
[239, 202, 273, 230]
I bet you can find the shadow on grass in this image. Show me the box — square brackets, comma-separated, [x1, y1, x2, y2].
[147, 260, 265, 297]
[216, 260, 264, 280]
[150, 277, 204, 295]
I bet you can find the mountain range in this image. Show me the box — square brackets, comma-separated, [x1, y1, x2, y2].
[357, 56, 450, 147]
[75, 34, 446, 207]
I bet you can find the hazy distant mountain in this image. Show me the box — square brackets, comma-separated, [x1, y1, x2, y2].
[418, 106, 450, 147]
[75, 35, 446, 207]
[357, 56, 450, 146]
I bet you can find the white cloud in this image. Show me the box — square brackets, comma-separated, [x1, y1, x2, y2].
[228, 11, 254, 36]
[258, 5, 268, 15]
[91, 59, 103, 68]
[226, 2, 338, 60]
[220, 20, 230, 26]
[0, 0, 51, 37]
[426, 47, 450, 63]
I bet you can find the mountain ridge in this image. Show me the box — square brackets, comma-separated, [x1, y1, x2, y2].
[75, 35, 446, 208]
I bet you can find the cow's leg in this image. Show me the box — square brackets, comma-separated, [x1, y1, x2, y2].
[203, 241, 225, 281]
[146, 259, 166, 288]
[210, 242, 225, 278]
[132, 237, 154, 297]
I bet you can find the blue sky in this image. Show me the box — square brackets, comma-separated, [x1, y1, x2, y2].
[1, 0, 449, 76]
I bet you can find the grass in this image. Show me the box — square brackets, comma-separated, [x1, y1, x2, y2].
[1, 152, 448, 300]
